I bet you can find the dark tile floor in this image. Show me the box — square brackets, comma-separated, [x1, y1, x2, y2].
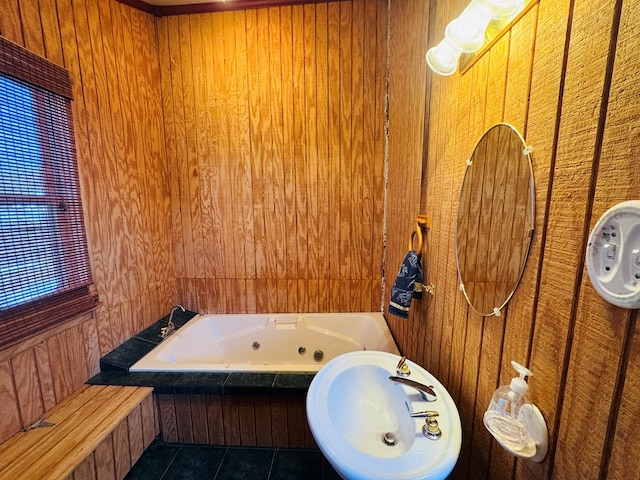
[125, 440, 342, 480]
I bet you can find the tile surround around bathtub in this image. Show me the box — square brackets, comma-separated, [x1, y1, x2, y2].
[89, 309, 316, 395]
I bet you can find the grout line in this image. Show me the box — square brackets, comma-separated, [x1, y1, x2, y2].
[158, 444, 182, 480]
[266, 447, 277, 479]
[211, 445, 230, 480]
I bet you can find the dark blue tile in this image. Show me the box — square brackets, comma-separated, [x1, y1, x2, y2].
[215, 447, 274, 480]
[133, 372, 183, 391]
[124, 440, 179, 480]
[100, 337, 157, 371]
[162, 445, 226, 480]
[174, 372, 228, 395]
[223, 373, 276, 394]
[122, 310, 198, 345]
[86, 371, 136, 385]
[273, 374, 315, 392]
[173, 309, 198, 327]
[322, 458, 342, 480]
[134, 320, 166, 344]
[270, 449, 324, 480]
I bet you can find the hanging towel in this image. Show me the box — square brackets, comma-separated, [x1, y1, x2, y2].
[389, 250, 423, 318]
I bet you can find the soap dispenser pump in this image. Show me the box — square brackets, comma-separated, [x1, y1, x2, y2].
[483, 361, 548, 463]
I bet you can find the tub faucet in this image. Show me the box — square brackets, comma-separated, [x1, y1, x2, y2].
[160, 305, 185, 339]
[389, 375, 437, 402]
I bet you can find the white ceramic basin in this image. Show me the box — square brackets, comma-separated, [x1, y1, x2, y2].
[306, 351, 461, 480]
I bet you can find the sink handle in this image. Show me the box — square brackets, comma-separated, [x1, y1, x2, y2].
[396, 356, 411, 376]
[410, 410, 439, 418]
[389, 376, 437, 402]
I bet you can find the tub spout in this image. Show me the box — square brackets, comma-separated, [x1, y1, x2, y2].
[160, 305, 185, 339]
[389, 375, 437, 402]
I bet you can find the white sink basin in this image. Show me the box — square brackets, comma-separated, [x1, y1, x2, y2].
[306, 351, 461, 480]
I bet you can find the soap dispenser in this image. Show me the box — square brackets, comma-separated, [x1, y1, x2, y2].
[483, 361, 548, 462]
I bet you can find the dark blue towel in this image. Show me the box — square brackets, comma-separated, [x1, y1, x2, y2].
[389, 250, 423, 318]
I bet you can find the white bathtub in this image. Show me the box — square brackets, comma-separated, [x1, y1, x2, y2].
[130, 312, 399, 373]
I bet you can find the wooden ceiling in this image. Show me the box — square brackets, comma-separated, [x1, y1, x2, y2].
[116, 0, 338, 16]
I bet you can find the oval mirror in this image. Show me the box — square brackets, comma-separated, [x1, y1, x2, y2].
[455, 123, 534, 316]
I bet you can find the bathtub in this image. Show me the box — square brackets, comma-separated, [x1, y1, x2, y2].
[130, 312, 399, 373]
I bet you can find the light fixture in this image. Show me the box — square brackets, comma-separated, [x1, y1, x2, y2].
[426, 38, 462, 77]
[475, 0, 525, 21]
[427, 0, 526, 76]
[444, 2, 490, 53]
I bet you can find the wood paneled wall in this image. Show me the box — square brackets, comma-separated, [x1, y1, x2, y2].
[4, 1, 638, 478]
[386, 0, 640, 479]
[156, 393, 316, 449]
[0, 0, 175, 443]
[157, 0, 388, 314]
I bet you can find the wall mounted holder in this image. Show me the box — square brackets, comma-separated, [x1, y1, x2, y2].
[483, 361, 548, 463]
[408, 214, 432, 256]
[490, 404, 548, 463]
[586, 200, 640, 309]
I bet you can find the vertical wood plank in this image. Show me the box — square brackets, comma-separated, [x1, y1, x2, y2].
[206, 394, 225, 445]
[47, 331, 74, 403]
[94, 434, 116, 480]
[286, 395, 305, 448]
[140, 394, 158, 449]
[72, 453, 97, 480]
[39, 0, 64, 65]
[190, 395, 209, 444]
[0, 0, 23, 43]
[222, 395, 241, 445]
[174, 394, 194, 444]
[270, 395, 289, 447]
[338, 0, 352, 281]
[0, 361, 21, 443]
[254, 395, 273, 447]
[10, 348, 44, 428]
[33, 341, 56, 411]
[599, 7, 640, 479]
[127, 405, 145, 468]
[112, 421, 131, 479]
[18, 0, 45, 56]
[157, 394, 178, 443]
[238, 396, 257, 446]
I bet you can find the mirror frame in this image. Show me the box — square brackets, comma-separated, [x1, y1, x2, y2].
[455, 123, 535, 317]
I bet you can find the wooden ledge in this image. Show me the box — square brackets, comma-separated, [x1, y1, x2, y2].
[0, 385, 153, 480]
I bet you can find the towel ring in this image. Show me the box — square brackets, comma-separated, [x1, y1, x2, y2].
[409, 226, 423, 254]
[408, 214, 431, 256]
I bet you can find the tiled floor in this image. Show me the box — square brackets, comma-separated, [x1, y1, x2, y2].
[125, 440, 342, 480]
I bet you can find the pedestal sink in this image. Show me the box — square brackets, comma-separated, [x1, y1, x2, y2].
[306, 351, 461, 480]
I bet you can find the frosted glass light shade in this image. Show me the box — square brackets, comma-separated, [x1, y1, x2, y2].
[474, 0, 525, 20]
[445, 17, 487, 53]
[426, 38, 462, 76]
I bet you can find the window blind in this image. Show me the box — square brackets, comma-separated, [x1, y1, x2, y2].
[0, 36, 97, 349]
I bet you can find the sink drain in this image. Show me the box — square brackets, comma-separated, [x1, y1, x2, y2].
[382, 432, 397, 446]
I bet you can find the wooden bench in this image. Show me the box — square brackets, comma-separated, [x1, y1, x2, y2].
[0, 384, 154, 480]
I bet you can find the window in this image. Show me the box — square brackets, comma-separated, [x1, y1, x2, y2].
[0, 37, 97, 349]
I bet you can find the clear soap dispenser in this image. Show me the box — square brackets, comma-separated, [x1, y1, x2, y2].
[483, 361, 534, 451]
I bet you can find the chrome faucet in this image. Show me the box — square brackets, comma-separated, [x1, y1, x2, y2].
[389, 375, 437, 402]
[160, 305, 185, 339]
